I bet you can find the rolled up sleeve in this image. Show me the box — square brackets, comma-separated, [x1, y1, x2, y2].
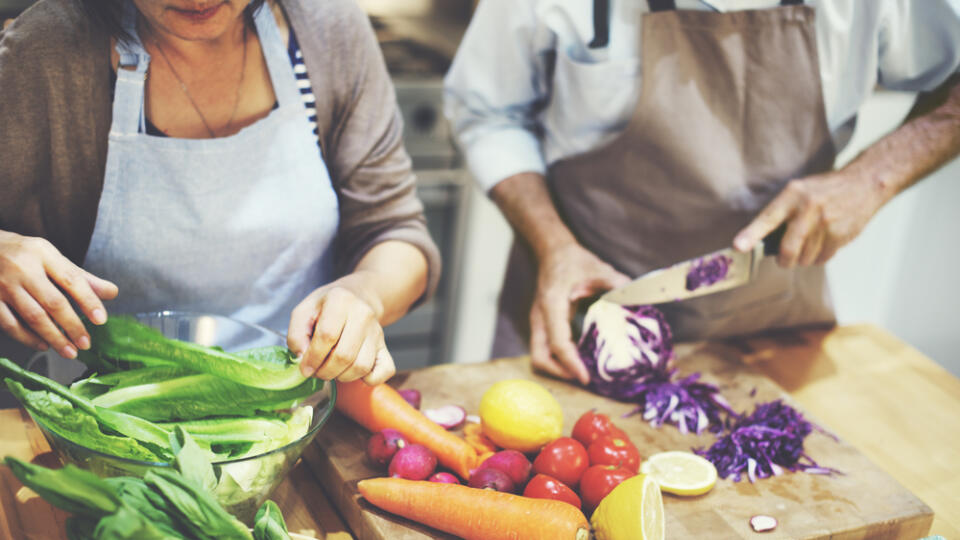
[443, 0, 551, 193]
[878, 0, 960, 91]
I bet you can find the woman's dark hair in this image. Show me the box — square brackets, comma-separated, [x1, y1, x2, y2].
[75, 0, 267, 40]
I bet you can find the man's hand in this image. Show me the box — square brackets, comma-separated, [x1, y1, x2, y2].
[530, 243, 630, 384]
[733, 170, 888, 267]
[0, 231, 118, 358]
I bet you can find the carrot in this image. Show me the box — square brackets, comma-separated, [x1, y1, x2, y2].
[463, 422, 483, 437]
[336, 381, 477, 478]
[358, 477, 591, 540]
[465, 433, 498, 454]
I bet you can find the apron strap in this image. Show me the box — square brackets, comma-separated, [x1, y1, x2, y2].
[251, 3, 303, 109]
[588, 0, 610, 48]
[111, 0, 150, 136]
[650, 0, 804, 12]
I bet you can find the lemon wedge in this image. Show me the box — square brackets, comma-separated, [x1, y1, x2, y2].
[591, 473, 664, 540]
[639, 451, 717, 496]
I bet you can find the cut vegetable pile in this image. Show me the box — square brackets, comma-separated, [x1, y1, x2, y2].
[696, 399, 839, 482]
[4, 428, 293, 540]
[578, 301, 736, 434]
[0, 315, 323, 519]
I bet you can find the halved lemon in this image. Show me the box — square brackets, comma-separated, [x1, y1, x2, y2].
[639, 451, 717, 496]
[591, 473, 664, 540]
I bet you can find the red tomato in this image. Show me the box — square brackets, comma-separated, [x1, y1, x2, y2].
[571, 410, 628, 447]
[587, 435, 641, 472]
[522, 474, 582, 509]
[579, 465, 635, 514]
[532, 437, 589, 488]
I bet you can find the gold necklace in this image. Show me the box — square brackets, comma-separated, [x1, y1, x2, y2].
[148, 24, 248, 138]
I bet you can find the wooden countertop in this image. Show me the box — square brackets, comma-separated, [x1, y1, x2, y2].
[1, 323, 958, 538]
[729, 324, 960, 538]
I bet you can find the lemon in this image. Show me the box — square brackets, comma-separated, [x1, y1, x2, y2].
[478, 379, 563, 452]
[591, 474, 664, 540]
[639, 451, 717, 496]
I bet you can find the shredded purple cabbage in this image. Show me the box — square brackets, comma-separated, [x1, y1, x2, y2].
[578, 303, 735, 434]
[695, 400, 840, 482]
[685, 254, 733, 291]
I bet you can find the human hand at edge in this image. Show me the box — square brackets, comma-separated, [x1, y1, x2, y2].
[0, 231, 118, 358]
[287, 272, 395, 386]
[733, 170, 888, 267]
[531, 242, 631, 385]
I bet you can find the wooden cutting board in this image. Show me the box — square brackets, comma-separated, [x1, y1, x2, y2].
[303, 339, 934, 540]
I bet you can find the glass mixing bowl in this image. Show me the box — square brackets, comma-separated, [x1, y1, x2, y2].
[25, 311, 336, 524]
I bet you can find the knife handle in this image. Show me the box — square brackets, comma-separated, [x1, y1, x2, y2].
[762, 224, 787, 257]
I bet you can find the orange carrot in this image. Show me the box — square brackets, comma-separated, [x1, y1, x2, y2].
[465, 433, 498, 454]
[358, 478, 591, 540]
[463, 422, 483, 437]
[336, 381, 477, 478]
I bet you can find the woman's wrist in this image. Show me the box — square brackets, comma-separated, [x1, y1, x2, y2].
[332, 271, 386, 323]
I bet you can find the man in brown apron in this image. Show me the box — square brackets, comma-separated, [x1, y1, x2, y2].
[450, 0, 960, 382]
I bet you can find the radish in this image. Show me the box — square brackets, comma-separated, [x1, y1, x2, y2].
[468, 467, 515, 493]
[397, 389, 421, 410]
[389, 444, 438, 481]
[477, 450, 531, 487]
[423, 405, 467, 430]
[367, 428, 408, 467]
[428, 472, 461, 484]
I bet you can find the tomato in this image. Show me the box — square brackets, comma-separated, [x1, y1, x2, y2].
[579, 464, 635, 514]
[571, 410, 628, 447]
[587, 435, 641, 472]
[532, 437, 589, 488]
[522, 474, 582, 509]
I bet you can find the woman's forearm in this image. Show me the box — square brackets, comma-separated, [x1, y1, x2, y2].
[843, 77, 960, 204]
[349, 240, 428, 326]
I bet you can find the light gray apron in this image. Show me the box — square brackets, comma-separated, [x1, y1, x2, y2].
[493, 1, 836, 358]
[83, 2, 339, 335]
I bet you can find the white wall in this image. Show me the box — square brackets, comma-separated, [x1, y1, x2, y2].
[450, 90, 960, 376]
[827, 91, 960, 375]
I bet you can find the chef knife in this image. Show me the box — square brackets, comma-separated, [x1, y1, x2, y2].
[600, 226, 785, 306]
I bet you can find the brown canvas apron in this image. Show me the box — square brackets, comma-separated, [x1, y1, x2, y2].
[492, 1, 837, 359]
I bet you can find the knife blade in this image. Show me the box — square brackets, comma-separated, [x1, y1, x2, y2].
[600, 227, 784, 306]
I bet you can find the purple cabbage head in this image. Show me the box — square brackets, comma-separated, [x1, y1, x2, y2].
[577, 302, 674, 400]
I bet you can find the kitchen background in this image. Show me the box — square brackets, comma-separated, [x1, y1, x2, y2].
[0, 0, 957, 386]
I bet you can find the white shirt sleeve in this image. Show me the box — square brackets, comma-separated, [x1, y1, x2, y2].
[877, 0, 960, 91]
[443, 0, 552, 193]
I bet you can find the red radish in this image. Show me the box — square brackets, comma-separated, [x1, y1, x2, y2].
[428, 472, 461, 484]
[397, 389, 422, 410]
[367, 428, 408, 467]
[468, 467, 515, 493]
[477, 450, 531, 487]
[423, 405, 467, 430]
[389, 444, 437, 480]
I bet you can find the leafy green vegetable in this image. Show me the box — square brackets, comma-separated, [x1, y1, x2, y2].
[145, 468, 253, 540]
[4, 455, 120, 517]
[71, 366, 195, 400]
[1, 358, 172, 457]
[159, 416, 291, 448]
[91, 373, 321, 422]
[253, 500, 290, 540]
[5, 381, 163, 462]
[86, 316, 306, 390]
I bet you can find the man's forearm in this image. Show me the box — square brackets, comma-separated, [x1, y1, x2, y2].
[489, 172, 579, 261]
[843, 77, 960, 204]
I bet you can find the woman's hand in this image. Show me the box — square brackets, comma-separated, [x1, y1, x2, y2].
[530, 243, 630, 385]
[0, 231, 118, 358]
[287, 272, 395, 385]
[733, 170, 888, 267]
